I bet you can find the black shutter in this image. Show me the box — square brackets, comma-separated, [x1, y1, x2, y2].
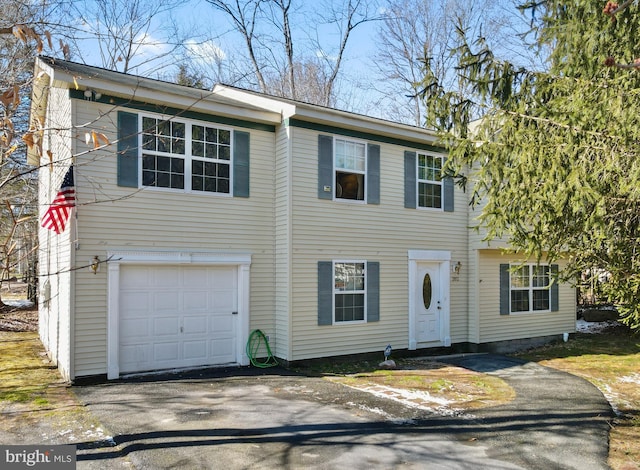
[367, 261, 380, 322]
[443, 176, 454, 212]
[117, 111, 139, 187]
[318, 261, 333, 325]
[367, 144, 380, 204]
[233, 130, 250, 197]
[404, 151, 417, 209]
[500, 264, 510, 315]
[318, 135, 333, 199]
[550, 264, 559, 311]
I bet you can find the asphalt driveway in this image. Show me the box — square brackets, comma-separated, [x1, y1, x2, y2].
[72, 355, 612, 470]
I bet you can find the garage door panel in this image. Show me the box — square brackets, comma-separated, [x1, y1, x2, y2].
[211, 338, 235, 362]
[121, 291, 151, 311]
[183, 341, 207, 360]
[211, 315, 234, 335]
[154, 291, 180, 312]
[184, 291, 208, 310]
[183, 315, 208, 334]
[119, 265, 239, 375]
[155, 267, 180, 287]
[120, 318, 150, 340]
[183, 268, 209, 288]
[120, 344, 149, 370]
[121, 267, 151, 287]
[153, 342, 180, 362]
[210, 270, 236, 290]
[153, 317, 180, 336]
[212, 290, 235, 310]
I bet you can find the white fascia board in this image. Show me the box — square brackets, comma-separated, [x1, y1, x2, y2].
[295, 105, 440, 145]
[213, 84, 440, 146]
[212, 85, 297, 118]
[50, 68, 281, 125]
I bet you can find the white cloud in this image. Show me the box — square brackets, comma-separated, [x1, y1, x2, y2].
[185, 40, 227, 65]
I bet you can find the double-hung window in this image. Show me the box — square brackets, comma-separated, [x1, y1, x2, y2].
[417, 152, 443, 209]
[141, 115, 232, 194]
[510, 264, 551, 312]
[335, 138, 366, 201]
[334, 261, 366, 322]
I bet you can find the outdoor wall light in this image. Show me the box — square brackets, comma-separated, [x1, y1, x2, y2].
[453, 261, 462, 275]
[90, 256, 100, 274]
[83, 89, 102, 100]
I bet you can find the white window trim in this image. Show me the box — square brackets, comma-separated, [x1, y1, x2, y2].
[509, 263, 552, 314]
[333, 260, 367, 325]
[138, 112, 234, 197]
[333, 136, 367, 204]
[416, 150, 444, 211]
[106, 250, 251, 379]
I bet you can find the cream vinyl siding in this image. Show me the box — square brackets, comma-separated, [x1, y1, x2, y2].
[38, 87, 74, 381]
[70, 99, 277, 377]
[287, 127, 469, 361]
[477, 250, 575, 343]
[274, 124, 291, 359]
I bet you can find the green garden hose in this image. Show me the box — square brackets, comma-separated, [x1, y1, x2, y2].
[246, 329, 278, 368]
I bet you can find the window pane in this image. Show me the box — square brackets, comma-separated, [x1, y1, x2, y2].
[335, 293, 365, 322]
[157, 120, 170, 136]
[204, 178, 217, 192]
[418, 153, 442, 183]
[157, 136, 169, 153]
[511, 290, 529, 312]
[142, 135, 155, 151]
[157, 156, 170, 172]
[218, 163, 230, 178]
[532, 265, 550, 287]
[206, 127, 217, 143]
[418, 182, 442, 208]
[219, 129, 231, 145]
[156, 172, 170, 187]
[172, 122, 185, 139]
[192, 125, 204, 141]
[192, 141, 204, 157]
[172, 138, 185, 155]
[218, 178, 229, 193]
[533, 290, 550, 310]
[142, 170, 155, 186]
[142, 155, 155, 170]
[336, 172, 364, 200]
[510, 266, 530, 288]
[335, 139, 365, 171]
[219, 146, 231, 160]
[171, 174, 184, 189]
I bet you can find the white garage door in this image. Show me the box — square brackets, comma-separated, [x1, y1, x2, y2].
[119, 265, 238, 374]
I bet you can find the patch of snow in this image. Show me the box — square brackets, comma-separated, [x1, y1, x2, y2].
[619, 373, 640, 385]
[343, 382, 470, 418]
[576, 319, 621, 333]
[4, 299, 34, 308]
[347, 401, 416, 424]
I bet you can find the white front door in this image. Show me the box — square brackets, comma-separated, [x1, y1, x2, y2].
[415, 262, 442, 343]
[408, 250, 451, 349]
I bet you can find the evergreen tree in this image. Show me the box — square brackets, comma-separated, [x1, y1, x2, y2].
[421, 0, 640, 329]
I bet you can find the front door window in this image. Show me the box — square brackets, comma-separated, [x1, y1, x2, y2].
[422, 273, 432, 309]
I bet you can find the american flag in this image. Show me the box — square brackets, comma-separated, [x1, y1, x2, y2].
[41, 166, 75, 234]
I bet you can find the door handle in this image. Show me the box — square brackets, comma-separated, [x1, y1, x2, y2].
[232, 311, 238, 315]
